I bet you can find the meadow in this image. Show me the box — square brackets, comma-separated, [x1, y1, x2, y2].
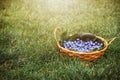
[0, 0, 120, 80]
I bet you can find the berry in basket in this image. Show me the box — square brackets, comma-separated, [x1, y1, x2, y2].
[54, 27, 116, 60]
[61, 32, 104, 52]
[62, 38, 104, 52]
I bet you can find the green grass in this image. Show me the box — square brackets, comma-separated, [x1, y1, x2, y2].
[0, 0, 120, 80]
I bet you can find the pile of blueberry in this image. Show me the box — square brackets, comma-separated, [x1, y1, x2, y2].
[62, 38, 104, 52]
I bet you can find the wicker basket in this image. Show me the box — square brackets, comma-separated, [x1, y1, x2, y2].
[54, 27, 116, 61]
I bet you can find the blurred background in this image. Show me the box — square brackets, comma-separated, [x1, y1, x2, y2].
[0, 0, 120, 80]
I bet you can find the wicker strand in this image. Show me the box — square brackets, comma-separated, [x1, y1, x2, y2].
[108, 37, 116, 45]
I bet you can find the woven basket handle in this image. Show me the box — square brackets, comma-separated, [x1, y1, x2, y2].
[54, 28, 116, 45]
[108, 37, 116, 45]
[54, 27, 62, 43]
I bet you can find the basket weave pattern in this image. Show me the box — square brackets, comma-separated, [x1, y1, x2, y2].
[54, 28, 116, 61]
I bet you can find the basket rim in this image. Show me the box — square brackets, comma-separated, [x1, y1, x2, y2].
[57, 36, 109, 54]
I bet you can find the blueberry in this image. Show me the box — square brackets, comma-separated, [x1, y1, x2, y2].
[62, 39, 103, 52]
[76, 38, 80, 41]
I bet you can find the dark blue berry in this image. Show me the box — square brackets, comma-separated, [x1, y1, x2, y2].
[63, 38, 103, 52]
